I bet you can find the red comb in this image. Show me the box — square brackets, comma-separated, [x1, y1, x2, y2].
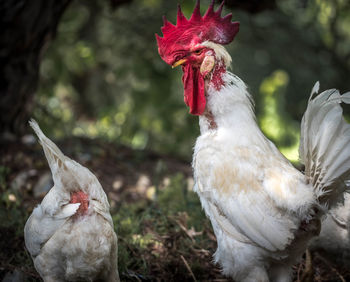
[156, 0, 239, 63]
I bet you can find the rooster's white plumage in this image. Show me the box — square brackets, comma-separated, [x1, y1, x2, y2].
[24, 120, 119, 282]
[156, 1, 350, 281]
[192, 75, 350, 281]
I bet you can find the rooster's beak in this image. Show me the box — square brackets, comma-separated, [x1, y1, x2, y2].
[172, 59, 187, 68]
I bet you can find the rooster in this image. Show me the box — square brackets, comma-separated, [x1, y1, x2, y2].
[156, 1, 350, 281]
[24, 120, 119, 282]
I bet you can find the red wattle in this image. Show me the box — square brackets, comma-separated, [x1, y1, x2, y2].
[182, 64, 206, 115]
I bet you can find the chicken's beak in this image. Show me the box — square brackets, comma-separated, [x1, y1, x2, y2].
[172, 58, 187, 68]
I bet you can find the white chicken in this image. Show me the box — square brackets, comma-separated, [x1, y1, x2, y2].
[24, 120, 119, 282]
[309, 192, 350, 267]
[156, 1, 350, 281]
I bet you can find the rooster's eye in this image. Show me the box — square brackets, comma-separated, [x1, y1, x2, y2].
[194, 49, 203, 55]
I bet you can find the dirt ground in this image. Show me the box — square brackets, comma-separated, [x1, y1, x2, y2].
[1, 136, 349, 281]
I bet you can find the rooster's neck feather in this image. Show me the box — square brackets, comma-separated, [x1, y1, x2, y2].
[200, 72, 259, 137]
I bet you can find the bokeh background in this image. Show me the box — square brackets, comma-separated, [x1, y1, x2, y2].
[32, 0, 350, 162]
[1, 0, 350, 280]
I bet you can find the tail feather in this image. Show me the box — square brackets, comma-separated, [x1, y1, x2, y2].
[311, 106, 344, 186]
[29, 119, 77, 190]
[299, 83, 350, 208]
[29, 119, 67, 171]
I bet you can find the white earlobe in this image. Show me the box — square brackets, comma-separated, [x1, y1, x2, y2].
[200, 55, 215, 77]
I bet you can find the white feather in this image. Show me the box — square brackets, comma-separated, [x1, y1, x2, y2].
[309, 193, 350, 267]
[300, 85, 350, 208]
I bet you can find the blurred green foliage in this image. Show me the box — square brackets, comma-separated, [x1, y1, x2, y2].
[34, 0, 350, 161]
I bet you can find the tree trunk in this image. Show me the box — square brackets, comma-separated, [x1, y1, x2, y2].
[0, 0, 71, 136]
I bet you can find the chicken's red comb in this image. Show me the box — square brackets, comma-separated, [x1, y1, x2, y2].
[156, 0, 239, 63]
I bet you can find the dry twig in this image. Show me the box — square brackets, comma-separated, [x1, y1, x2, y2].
[181, 255, 197, 282]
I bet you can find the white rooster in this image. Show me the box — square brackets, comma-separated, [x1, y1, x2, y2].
[24, 120, 119, 282]
[156, 1, 350, 281]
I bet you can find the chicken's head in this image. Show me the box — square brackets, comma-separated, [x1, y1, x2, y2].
[156, 0, 239, 115]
